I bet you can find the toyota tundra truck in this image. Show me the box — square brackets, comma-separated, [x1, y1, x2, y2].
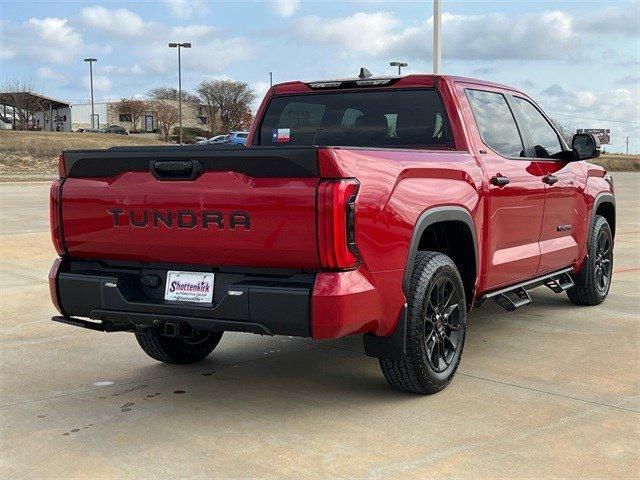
[49, 73, 615, 394]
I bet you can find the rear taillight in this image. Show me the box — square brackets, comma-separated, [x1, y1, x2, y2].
[49, 258, 63, 314]
[50, 178, 67, 255]
[317, 178, 360, 270]
[57, 153, 66, 178]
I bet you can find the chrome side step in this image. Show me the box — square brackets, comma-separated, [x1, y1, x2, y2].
[481, 268, 574, 312]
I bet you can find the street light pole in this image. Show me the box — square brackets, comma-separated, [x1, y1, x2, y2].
[169, 42, 191, 145]
[83, 58, 97, 128]
[390, 61, 408, 75]
[269, 72, 273, 87]
[433, 0, 442, 74]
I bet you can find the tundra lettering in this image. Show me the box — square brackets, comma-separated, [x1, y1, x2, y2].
[107, 208, 251, 230]
[50, 72, 615, 395]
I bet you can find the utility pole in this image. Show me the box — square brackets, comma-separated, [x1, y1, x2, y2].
[169, 42, 191, 145]
[390, 61, 408, 75]
[83, 58, 97, 128]
[626, 136, 629, 155]
[433, 0, 442, 74]
[269, 72, 273, 87]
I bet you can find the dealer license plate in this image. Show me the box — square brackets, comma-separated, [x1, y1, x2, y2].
[164, 270, 214, 304]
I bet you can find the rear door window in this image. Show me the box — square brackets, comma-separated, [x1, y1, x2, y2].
[258, 89, 453, 148]
[466, 89, 525, 158]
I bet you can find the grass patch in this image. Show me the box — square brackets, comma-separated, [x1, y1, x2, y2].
[0, 131, 167, 176]
[591, 153, 640, 172]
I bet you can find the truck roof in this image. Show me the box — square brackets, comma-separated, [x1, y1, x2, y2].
[272, 74, 526, 97]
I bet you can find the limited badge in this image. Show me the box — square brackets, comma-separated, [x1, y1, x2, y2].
[272, 128, 291, 143]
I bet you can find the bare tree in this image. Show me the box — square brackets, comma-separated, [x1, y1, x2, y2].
[551, 118, 577, 145]
[116, 98, 148, 132]
[151, 100, 180, 142]
[147, 86, 199, 103]
[0, 77, 40, 129]
[196, 80, 255, 132]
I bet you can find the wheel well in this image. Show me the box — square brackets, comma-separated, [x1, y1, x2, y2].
[596, 202, 615, 238]
[417, 221, 477, 304]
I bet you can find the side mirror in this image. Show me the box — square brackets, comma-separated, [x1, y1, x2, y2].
[572, 133, 600, 160]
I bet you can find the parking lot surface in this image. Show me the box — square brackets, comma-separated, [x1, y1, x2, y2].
[1, 173, 638, 479]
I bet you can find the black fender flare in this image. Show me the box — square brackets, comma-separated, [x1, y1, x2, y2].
[364, 206, 478, 359]
[587, 192, 615, 241]
[402, 206, 478, 295]
[574, 192, 615, 286]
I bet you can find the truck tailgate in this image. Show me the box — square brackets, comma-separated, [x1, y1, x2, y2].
[60, 146, 321, 269]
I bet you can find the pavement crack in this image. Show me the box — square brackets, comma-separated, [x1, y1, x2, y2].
[458, 372, 639, 413]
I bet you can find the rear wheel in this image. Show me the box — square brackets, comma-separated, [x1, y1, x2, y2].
[567, 215, 613, 306]
[135, 327, 223, 364]
[379, 251, 467, 394]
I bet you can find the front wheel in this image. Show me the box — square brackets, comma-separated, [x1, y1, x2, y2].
[379, 251, 467, 394]
[135, 327, 223, 364]
[567, 215, 613, 306]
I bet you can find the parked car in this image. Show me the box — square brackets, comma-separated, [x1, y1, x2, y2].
[49, 73, 613, 395]
[226, 131, 249, 145]
[100, 125, 129, 135]
[197, 134, 228, 146]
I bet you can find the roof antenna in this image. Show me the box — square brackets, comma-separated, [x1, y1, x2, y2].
[358, 67, 372, 79]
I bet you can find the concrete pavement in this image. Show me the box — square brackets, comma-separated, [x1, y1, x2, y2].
[0, 174, 638, 479]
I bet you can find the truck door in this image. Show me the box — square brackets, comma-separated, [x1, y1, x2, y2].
[464, 88, 546, 289]
[510, 96, 587, 274]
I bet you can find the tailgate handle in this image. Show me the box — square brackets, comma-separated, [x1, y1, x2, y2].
[151, 160, 203, 180]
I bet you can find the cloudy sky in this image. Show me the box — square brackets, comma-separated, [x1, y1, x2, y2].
[1, 0, 638, 153]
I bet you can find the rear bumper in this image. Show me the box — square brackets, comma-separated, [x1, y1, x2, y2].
[50, 258, 401, 339]
[51, 258, 312, 337]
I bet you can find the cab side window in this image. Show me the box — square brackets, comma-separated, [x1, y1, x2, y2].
[466, 89, 525, 158]
[512, 97, 563, 159]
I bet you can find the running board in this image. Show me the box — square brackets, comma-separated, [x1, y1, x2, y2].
[481, 268, 574, 312]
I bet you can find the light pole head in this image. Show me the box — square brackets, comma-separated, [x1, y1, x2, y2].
[169, 43, 191, 48]
[390, 61, 408, 68]
[84, 58, 97, 62]
[168, 43, 178, 48]
[182, 43, 192, 48]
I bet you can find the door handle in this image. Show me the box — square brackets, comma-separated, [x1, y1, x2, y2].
[542, 174, 559, 185]
[490, 175, 510, 186]
[150, 160, 203, 180]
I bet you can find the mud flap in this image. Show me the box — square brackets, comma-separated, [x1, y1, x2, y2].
[362, 304, 407, 359]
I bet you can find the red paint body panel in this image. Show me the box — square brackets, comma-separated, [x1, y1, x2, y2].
[52, 74, 614, 341]
[61, 172, 321, 268]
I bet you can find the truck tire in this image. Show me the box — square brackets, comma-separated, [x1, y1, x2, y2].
[135, 328, 223, 364]
[379, 252, 467, 394]
[567, 215, 613, 306]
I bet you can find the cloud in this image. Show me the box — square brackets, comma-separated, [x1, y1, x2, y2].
[169, 25, 217, 40]
[538, 83, 639, 153]
[582, 3, 639, 36]
[294, 10, 581, 61]
[163, 0, 210, 19]
[82, 74, 112, 92]
[36, 67, 66, 80]
[5, 17, 84, 65]
[250, 80, 271, 112]
[294, 12, 399, 56]
[98, 64, 145, 76]
[270, 0, 300, 18]
[141, 36, 254, 75]
[614, 75, 639, 86]
[79, 6, 149, 37]
[471, 67, 496, 76]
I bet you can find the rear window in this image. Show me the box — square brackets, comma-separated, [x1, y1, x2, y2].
[258, 89, 453, 148]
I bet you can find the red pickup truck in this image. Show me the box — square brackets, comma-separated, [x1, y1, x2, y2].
[49, 73, 615, 394]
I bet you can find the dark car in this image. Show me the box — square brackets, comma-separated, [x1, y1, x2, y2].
[100, 125, 129, 135]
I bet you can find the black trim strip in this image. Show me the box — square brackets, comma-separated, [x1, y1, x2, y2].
[63, 145, 319, 178]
